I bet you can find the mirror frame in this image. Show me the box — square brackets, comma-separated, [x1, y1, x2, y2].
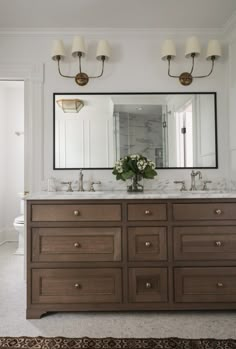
[53, 92, 218, 170]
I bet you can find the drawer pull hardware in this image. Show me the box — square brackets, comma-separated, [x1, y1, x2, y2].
[74, 283, 81, 289]
[74, 242, 81, 248]
[215, 241, 222, 247]
[145, 241, 151, 247]
[215, 209, 222, 215]
[73, 210, 80, 216]
[217, 282, 223, 287]
[145, 282, 152, 289]
[144, 210, 151, 215]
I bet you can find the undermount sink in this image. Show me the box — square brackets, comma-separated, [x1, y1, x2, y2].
[56, 191, 104, 195]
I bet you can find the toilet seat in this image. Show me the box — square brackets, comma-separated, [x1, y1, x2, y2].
[14, 215, 24, 225]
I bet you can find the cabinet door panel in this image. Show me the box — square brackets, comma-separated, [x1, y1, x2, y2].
[175, 267, 236, 303]
[32, 227, 121, 262]
[129, 268, 168, 303]
[128, 227, 167, 261]
[32, 268, 122, 304]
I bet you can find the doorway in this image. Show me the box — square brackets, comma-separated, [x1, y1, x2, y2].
[0, 81, 24, 249]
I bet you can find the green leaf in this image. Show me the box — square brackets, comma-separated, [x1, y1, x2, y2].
[121, 170, 134, 180]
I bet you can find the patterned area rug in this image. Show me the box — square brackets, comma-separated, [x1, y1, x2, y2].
[0, 337, 235, 349]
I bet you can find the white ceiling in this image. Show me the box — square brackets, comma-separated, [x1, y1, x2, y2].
[0, 0, 235, 29]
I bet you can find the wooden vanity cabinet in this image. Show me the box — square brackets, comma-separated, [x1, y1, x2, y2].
[27, 198, 236, 318]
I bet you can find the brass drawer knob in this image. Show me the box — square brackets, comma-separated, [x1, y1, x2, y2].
[73, 210, 80, 216]
[74, 242, 81, 248]
[215, 241, 222, 247]
[144, 210, 151, 215]
[215, 209, 222, 215]
[74, 283, 81, 289]
[145, 241, 151, 247]
[217, 282, 223, 287]
[145, 282, 152, 289]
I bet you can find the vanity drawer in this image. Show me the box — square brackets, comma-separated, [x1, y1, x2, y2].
[128, 227, 167, 261]
[174, 226, 236, 260]
[32, 268, 122, 304]
[175, 267, 236, 303]
[128, 268, 168, 303]
[173, 203, 236, 221]
[127, 203, 167, 221]
[31, 204, 121, 222]
[32, 227, 121, 262]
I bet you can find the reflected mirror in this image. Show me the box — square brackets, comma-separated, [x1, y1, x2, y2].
[53, 92, 217, 169]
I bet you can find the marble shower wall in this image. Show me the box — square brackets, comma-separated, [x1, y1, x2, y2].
[117, 109, 164, 166]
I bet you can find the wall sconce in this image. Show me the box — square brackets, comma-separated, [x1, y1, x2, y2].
[56, 99, 84, 113]
[51, 36, 111, 86]
[161, 37, 222, 86]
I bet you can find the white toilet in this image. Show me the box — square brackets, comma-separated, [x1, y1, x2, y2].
[13, 194, 25, 255]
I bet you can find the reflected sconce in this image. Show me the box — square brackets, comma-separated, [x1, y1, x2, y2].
[51, 36, 111, 86]
[56, 99, 84, 113]
[161, 37, 222, 86]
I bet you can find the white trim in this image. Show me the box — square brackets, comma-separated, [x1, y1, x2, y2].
[0, 63, 44, 192]
[0, 27, 224, 38]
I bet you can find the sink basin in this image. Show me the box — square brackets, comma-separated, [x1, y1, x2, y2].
[55, 191, 104, 195]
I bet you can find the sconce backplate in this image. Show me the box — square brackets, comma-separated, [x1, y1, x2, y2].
[179, 72, 193, 86]
[75, 72, 89, 86]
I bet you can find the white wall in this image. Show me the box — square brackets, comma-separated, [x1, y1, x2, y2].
[0, 29, 230, 191]
[0, 83, 24, 243]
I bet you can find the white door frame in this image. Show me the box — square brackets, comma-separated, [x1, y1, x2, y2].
[0, 63, 44, 192]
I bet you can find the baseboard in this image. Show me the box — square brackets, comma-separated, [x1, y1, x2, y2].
[0, 227, 17, 245]
[0, 240, 17, 246]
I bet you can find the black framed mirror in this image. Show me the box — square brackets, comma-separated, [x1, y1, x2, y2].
[53, 92, 218, 169]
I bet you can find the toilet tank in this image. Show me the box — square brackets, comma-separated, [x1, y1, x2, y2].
[18, 192, 25, 215]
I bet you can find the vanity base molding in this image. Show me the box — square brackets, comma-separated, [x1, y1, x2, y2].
[27, 198, 236, 318]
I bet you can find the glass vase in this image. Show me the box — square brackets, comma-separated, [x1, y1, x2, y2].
[127, 174, 144, 193]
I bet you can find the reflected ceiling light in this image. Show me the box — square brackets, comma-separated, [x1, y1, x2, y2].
[56, 99, 84, 113]
[161, 37, 222, 86]
[51, 36, 111, 86]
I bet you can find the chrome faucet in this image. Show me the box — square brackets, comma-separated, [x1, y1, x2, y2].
[190, 170, 202, 191]
[78, 169, 84, 192]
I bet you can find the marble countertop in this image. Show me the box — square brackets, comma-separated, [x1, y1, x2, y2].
[25, 190, 236, 200]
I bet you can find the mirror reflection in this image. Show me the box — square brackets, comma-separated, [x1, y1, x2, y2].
[54, 92, 217, 169]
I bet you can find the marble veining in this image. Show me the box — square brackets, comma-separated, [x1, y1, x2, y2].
[26, 189, 236, 200]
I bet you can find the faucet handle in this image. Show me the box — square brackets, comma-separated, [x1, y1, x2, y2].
[61, 181, 73, 192]
[89, 181, 101, 192]
[202, 180, 212, 191]
[174, 180, 187, 191]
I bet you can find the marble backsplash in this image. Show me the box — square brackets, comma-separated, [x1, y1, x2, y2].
[41, 173, 231, 193]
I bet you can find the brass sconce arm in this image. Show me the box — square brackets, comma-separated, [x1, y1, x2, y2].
[56, 54, 106, 86]
[192, 56, 215, 79]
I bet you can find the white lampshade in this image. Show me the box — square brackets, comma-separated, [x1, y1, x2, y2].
[161, 40, 176, 60]
[51, 40, 65, 61]
[72, 36, 87, 57]
[185, 36, 201, 57]
[206, 40, 222, 60]
[96, 40, 111, 60]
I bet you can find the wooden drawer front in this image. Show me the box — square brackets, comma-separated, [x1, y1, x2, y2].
[128, 227, 167, 261]
[32, 227, 121, 262]
[173, 203, 236, 221]
[128, 204, 167, 221]
[32, 268, 122, 304]
[174, 226, 236, 261]
[175, 267, 236, 303]
[31, 204, 121, 222]
[128, 268, 168, 303]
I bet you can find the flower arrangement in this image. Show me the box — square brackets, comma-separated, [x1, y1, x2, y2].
[112, 154, 157, 192]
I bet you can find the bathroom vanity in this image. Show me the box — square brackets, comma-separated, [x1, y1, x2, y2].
[26, 192, 236, 318]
